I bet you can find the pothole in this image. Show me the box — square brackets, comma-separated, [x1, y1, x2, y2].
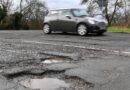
[12, 73, 90, 90]
[20, 78, 70, 90]
[0, 69, 3, 73]
[42, 58, 70, 64]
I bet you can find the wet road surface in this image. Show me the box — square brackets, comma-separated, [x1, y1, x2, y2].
[0, 31, 130, 90]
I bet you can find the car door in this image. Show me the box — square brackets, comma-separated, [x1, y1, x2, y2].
[58, 10, 77, 32]
[48, 11, 60, 31]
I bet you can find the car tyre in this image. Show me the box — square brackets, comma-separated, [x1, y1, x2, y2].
[97, 32, 104, 36]
[43, 24, 51, 34]
[77, 24, 88, 36]
[61, 32, 67, 34]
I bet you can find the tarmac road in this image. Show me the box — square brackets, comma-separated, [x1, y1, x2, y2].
[0, 30, 130, 90]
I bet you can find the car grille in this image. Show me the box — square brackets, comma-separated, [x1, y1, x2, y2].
[98, 22, 106, 26]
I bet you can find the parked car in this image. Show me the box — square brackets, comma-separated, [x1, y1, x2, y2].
[43, 8, 108, 36]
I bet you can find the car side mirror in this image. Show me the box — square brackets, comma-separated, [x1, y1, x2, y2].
[65, 15, 72, 19]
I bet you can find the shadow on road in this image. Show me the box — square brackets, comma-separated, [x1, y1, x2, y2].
[47, 32, 107, 37]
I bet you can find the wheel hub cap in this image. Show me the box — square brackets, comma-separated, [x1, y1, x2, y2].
[78, 25, 87, 35]
[43, 25, 50, 33]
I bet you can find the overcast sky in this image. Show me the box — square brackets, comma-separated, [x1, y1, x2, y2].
[45, 0, 86, 9]
[13, 0, 86, 10]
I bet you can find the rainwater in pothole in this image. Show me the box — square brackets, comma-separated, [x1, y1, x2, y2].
[13, 74, 90, 90]
[19, 78, 70, 90]
[0, 69, 3, 73]
[42, 58, 70, 64]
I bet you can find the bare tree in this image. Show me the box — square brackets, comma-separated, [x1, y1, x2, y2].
[22, 0, 48, 20]
[0, 0, 13, 12]
[0, 0, 47, 29]
[19, 0, 28, 12]
[82, 0, 125, 26]
[123, 0, 130, 24]
[85, 0, 101, 16]
[16, 0, 48, 29]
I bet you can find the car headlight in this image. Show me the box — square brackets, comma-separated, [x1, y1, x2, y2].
[104, 20, 108, 25]
[88, 19, 95, 24]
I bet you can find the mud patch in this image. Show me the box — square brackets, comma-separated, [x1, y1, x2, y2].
[20, 78, 70, 90]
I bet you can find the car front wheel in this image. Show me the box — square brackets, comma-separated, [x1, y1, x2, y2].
[43, 24, 51, 34]
[97, 32, 105, 36]
[77, 24, 88, 36]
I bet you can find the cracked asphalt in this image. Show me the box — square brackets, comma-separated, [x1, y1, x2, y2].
[0, 31, 130, 90]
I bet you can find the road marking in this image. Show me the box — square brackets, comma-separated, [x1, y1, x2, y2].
[5, 50, 22, 53]
[1, 40, 129, 56]
[122, 51, 130, 54]
[3, 49, 38, 54]
[22, 40, 130, 56]
[23, 40, 87, 48]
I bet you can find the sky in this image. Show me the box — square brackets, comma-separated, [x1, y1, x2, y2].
[44, 0, 86, 9]
[13, 0, 86, 10]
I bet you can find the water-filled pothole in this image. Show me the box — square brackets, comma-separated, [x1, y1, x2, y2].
[0, 69, 3, 73]
[42, 58, 70, 64]
[12, 71, 90, 90]
[20, 78, 70, 90]
[13, 74, 90, 90]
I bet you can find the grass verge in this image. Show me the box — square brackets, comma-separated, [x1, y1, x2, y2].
[108, 27, 130, 33]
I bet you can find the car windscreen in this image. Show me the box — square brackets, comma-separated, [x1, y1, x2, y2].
[72, 9, 88, 17]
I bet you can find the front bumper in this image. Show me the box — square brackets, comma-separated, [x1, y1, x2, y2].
[88, 22, 107, 33]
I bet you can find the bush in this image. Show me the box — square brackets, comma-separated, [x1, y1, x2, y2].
[0, 6, 7, 22]
[0, 16, 13, 30]
[11, 12, 23, 30]
[28, 19, 43, 30]
[0, 22, 13, 30]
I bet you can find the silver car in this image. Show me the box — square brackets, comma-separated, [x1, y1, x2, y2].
[43, 8, 108, 36]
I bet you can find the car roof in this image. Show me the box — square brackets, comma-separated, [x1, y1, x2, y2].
[50, 8, 84, 11]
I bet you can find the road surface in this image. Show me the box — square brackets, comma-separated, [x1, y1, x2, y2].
[0, 31, 130, 90]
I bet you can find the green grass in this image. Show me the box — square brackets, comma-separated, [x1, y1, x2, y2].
[108, 27, 130, 33]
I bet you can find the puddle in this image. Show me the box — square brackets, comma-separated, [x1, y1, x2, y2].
[0, 70, 3, 73]
[20, 78, 70, 90]
[42, 58, 67, 64]
[42, 59, 64, 64]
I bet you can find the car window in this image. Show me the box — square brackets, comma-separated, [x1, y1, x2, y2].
[48, 11, 59, 16]
[60, 10, 72, 16]
[72, 9, 88, 17]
